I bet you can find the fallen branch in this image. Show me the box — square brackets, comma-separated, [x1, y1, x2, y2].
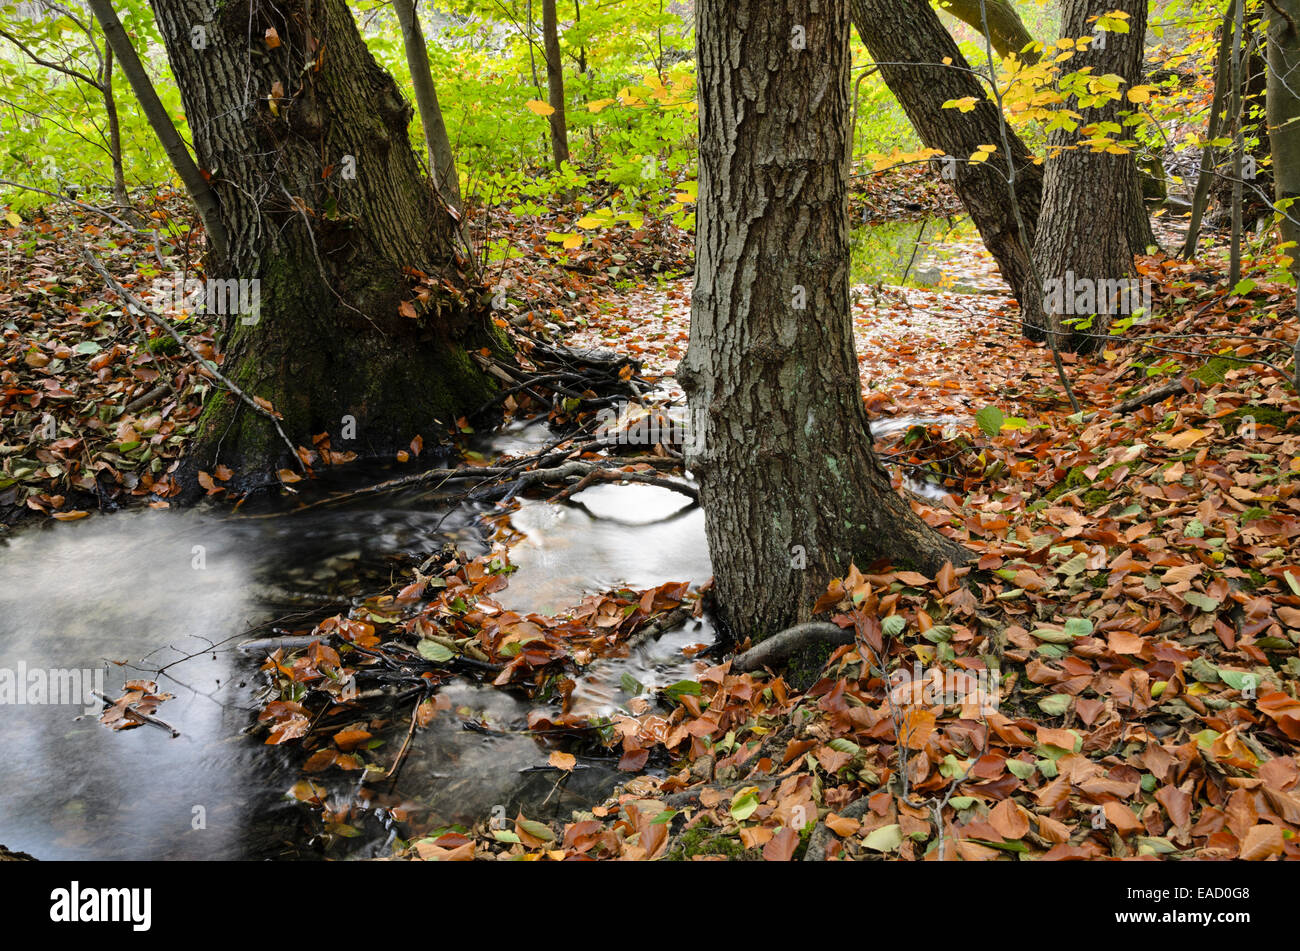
[1114, 375, 1199, 414]
[731, 622, 854, 673]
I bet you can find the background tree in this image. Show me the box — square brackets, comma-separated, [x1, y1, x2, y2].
[934, 0, 1040, 63]
[682, 0, 969, 640]
[542, 0, 570, 167]
[145, 0, 503, 480]
[1267, 0, 1300, 276]
[1030, 0, 1155, 351]
[86, 0, 226, 255]
[394, 0, 463, 216]
[851, 0, 1044, 321]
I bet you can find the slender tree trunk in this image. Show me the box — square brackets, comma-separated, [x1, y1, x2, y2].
[1031, 0, 1152, 352]
[147, 0, 504, 484]
[542, 0, 570, 167]
[851, 0, 1043, 320]
[393, 0, 463, 215]
[683, 0, 969, 642]
[99, 44, 129, 209]
[1267, 0, 1300, 278]
[934, 0, 1039, 63]
[1181, 0, 1238, 258]
[85, 0, 227, 259]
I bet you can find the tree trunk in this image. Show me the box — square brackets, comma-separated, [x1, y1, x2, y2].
[934, 0, 1039, 63]
[147, 0, 504, 483]
[542, 0, 570, 168]
[1031, 0, 1153, 352]
[1181, 0, 1238, 259]
[683, 0, 969, 641]
[100, 44, 129, 209]
[1268, 0, 1300, 277]
[851, 0, 1043, 321]
[393, 0, 463, 215]
[86, 0, 227, 258]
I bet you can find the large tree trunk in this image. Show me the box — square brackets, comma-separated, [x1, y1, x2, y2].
[394, 0, 464, 216]
[1268, 0, 1300, 277]
[542, 0, 570, 167]
[934, 0, 1039, 63]
[851, 0, 1043, 320]
[1030, 0, 1153, 351]
[682, 0, 969, 641]
[148, 0, 503, 482]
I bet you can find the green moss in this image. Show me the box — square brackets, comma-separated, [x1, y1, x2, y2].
[1190, 355, 1252, 385]
[1044, 463, 1119, 504]
[1229, 405, 1290, 433]
[1239, 506, 1271, 523]
[667, 817, 747, 860]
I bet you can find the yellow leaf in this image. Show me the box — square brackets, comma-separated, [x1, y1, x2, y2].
[4, 211, 20, 227]
[1126, 86, 1153, 103]
[1162, 428, 1209, 450]
[525, 100, 556, 117]
[587, 98, 617, 113]
[562, 233, 583, 249]
[548, 752, 576, 771]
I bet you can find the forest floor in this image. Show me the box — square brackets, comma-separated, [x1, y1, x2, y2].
[6, 170, 1300, 861]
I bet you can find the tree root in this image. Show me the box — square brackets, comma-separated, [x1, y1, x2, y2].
[731, 622, 853, 673]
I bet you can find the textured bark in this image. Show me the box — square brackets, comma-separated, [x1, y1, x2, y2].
[851, 0, 1043, 319]
[86, 0, 227, 257]
[542, 0, 571, 167]
[394, 0, 463, 214]
[1031, 0, 1153, 351]
[934, 0, 1039, 63]
[1268, 0, 1300, 275]
[149, 0, 502, 482]
[682, 0, 969, 641]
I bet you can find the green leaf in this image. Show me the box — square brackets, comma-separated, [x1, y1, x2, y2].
[975, 406, 1005, 438]
[1038, 694, 1072, 716]
[1006, 759, 1036, 780]
[881, 614, 906, 637]
[730, 790, 759, 822]
[417, 639, 454, 662]
[1184, 591, 1220, 612]
[862, 824, 903, 852]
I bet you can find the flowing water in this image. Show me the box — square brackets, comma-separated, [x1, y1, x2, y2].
[0, 436, 713, 859]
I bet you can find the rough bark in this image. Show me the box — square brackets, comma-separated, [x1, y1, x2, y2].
[542, 0, 571, 167]
[1030, 0, 1153, 351]
[393, 0, 463, 215]
[148, 0, 503, 483]
[85, 0, 227, 259]
[934, 0, 1040, 63]
[851, 0, 1043, 319]
[682, 0, 969, 641]
[1268, 0, 1300, 276]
